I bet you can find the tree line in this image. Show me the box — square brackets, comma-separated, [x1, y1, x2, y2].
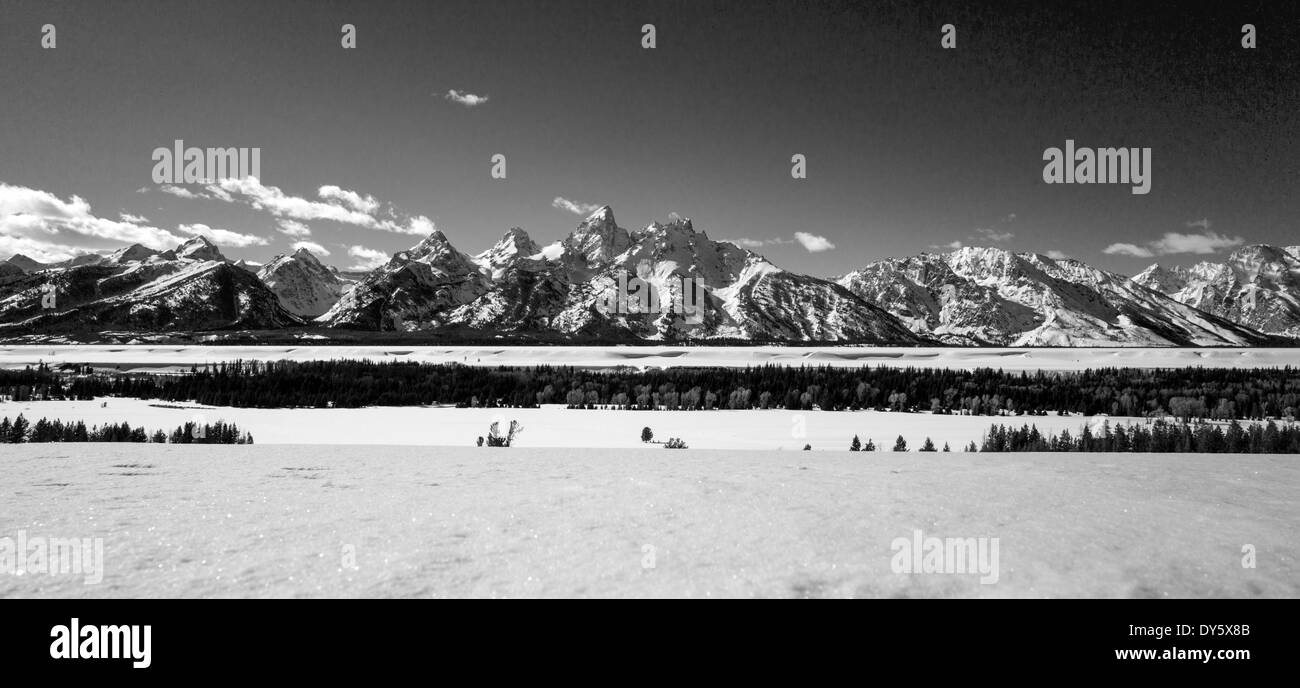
[3, 360, 1299, 420]
[977, 419, 1300, 453]
[0, 414, 252, 444]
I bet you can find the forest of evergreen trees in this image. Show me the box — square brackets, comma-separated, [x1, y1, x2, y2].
[976, 419, 1300, 453]
[0, 414, 252, 444]
[2, 360, 1299, 421]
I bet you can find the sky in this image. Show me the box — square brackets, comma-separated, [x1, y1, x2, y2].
[1, 0, 1297, 276]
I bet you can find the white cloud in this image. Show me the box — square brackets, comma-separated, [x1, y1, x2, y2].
[445, 89, 489, 107]
[794, 232, 835, 253]
[552, 197, 604, 216]
[931, 240, 965, 251]
[179, 223, 269, 248]
[276, 219, 312, 237]
[974, 227, 1014, 243]
[726, 233, 836, 252]
[291, 240, 330, 256]
[159, 185, 202, 199]
[318, 185, 380, 213]
[1104, 224, 1243, 258]
[182, 177, 434, 235]
[1045, 250, 1071, 260]
[0, 182, 184, 259]
[724, 237, 794, 249]
[347, 245, 390, 270]
[119, 212, 150, 224]
[0, 234, 84, 263]
[1150, 230, 1242, 255]
[1103, 242, 1156, 258]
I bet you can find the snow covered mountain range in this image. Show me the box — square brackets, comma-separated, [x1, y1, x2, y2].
[0, 207, 1296, 345]
[836, 247, 1273, 346]
[1131, 245, 1300, 339]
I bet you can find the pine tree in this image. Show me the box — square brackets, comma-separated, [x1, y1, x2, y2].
[850, 435, 861, 451]
[920, 437, 937, 452]
[892, 435, 908, 452]
[10, 414, 29, 443]
[641, 426, 654, 443]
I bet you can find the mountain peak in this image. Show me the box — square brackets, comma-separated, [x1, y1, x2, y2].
[176, 235, 226, 262]
[4, 254, 46, 273]
[565, 205, 631, 265]
[108, 243, 159, 264]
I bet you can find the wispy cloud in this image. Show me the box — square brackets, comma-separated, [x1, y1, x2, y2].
[119, 212, 150, 224]
[724, 237, 794, 249]
[1045, 250, 1071, 260]
[158, 185, 202, 199]
[1104, 223, 1243, 258]
[930, 240, 965, 251]
[165, 177, 435, 236]
[445, 89, 489, 107]
[276, 219, 312, 237]
[974, 227, 1014, 243]
[1103, 242, 1156, 258]
[318, 185, 379, 214]
[724, 232, 835, 253]
[1151, 230, 1243, 255]
[291, 240, 330, 256]
[178, 223, 269, 248]
[347, 245, 389, 270]
[552, 197, 604, 216]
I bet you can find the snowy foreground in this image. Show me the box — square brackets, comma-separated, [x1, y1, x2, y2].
[9, 397, 1155, 451]
[2, 344, 1299, 372]
[2, 445, 1295, 598]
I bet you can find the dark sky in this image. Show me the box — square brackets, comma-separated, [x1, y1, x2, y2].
[1, 0, 1296, 275]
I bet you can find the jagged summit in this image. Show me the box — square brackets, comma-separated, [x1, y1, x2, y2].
[108, 243, 160, 264]
[4, 210, 1297, 345]
[1132, 243, 1300, 338]
[838, 246, 1269, 346]
[257, 248, 345, 319]
[176, 235, 225, 262]
[318, 208, 922, 343]
[564, 206, 631, 266]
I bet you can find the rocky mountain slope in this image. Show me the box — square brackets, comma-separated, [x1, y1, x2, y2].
[321, 206, 923, 343]
[2, 211, 1297, 345]
[1132, 244, 1300, 338]
[0, 236, 300, 337]
[837, 247, 1271, 346]
[256, 248, 348, 319]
